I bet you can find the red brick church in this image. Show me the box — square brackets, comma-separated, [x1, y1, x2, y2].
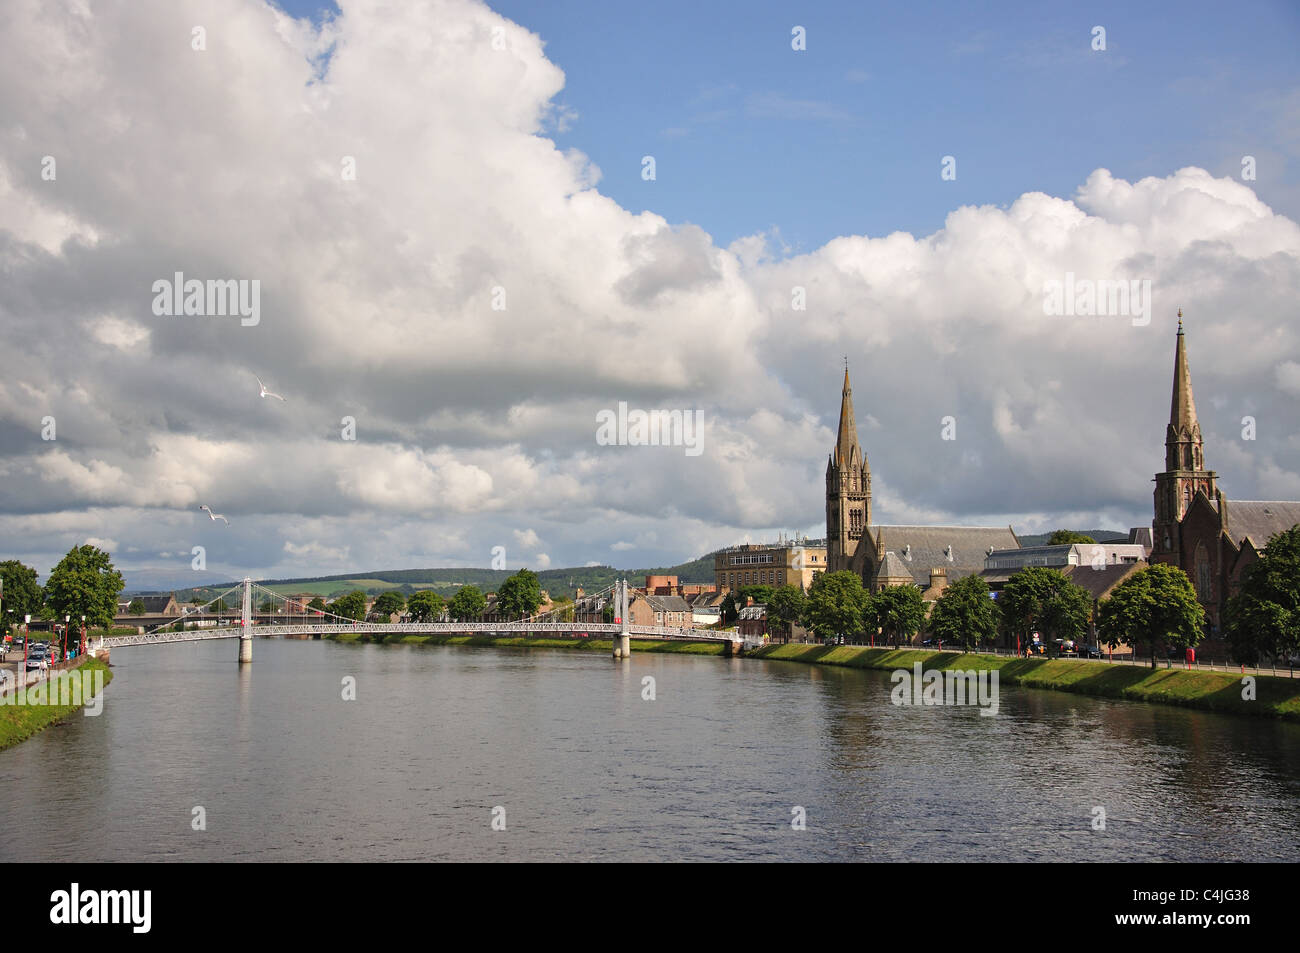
[1149, 312, 1300, 652]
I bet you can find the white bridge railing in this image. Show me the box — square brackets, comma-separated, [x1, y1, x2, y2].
[104, 621, 744, 647]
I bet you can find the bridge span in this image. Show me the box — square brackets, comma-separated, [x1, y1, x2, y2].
[102, 579, 754, 660]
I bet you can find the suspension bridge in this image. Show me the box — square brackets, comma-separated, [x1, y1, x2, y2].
[101, 578, 752, 660]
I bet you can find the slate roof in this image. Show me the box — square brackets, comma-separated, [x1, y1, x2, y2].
[1063, 562, 1146, 600]
[876, 550, 914, 583]
[1223, 500, 1300, 548]
[646, 595, 691, 613]
[874, 525, 1020, 584]
[118, 594, 177, 614]
[1127, 526, 1153, 551]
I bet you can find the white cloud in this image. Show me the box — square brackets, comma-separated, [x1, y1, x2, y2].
[0, 1, 1296, 578]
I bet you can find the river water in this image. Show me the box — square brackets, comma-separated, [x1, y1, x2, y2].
[1, 639, 1297, 862]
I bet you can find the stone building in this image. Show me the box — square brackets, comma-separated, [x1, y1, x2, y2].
[1149, 316, 1300, 646]
[714, 540, 828, 592]
[826, 366, 1019, 591]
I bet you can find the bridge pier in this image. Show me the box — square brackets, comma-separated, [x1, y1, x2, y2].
[237, 576, 252, 664]
[612, 578, 631, 660]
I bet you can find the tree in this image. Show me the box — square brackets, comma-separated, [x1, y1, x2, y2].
[999, 567, 1092, 652]
[44, 544, 125, 631]
[802, 571, 868, 642]
[128, 598, 147, 616]
[449, 585, 487, 622]
[735, 584, 775, 608]
[328, 590, 368, 622]
[1039, 580, 1092, 647]
[406, 590, 445, 623]
[258, 597, 274, 613]
[864, 584, 926, 647]
[0, 559, 43, 635]
[720, 591, 738, 624]
[928, 574, 998, 650]
[496, 569, 541, 620]
[1223, 526, 1300, 666]
[307, 597, 326, 612]
[213, 598, 229, 614]
[371, 591, 407, 619]
[1048, 530, 1096, 544]
[1098, 563, 1204, 668]
[766, 585, 807, 641]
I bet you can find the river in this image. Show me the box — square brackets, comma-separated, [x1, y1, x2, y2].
[1, 638, 1297, 861]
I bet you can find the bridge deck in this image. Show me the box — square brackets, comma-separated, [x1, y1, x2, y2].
[104, 622, 750, 647]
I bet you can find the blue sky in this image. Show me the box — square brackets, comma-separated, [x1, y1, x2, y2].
[276, 0, 1300, 251]
[4, 0, 1299, 582]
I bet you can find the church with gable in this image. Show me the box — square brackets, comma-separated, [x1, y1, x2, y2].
[1149, 314, 1300, 644]
[825, 367, 1020, 594]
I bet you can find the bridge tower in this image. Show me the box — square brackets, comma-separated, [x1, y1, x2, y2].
[612, 578, 631, 659]
[238, 577, 252, 663]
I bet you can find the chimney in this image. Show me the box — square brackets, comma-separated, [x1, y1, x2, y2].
[929, 567, 948, 591]
[746, 596, 754, 607]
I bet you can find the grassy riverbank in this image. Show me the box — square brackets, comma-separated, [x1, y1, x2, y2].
[326, 632, 727, 655]
[0, 656, 113, 752]
[748, 644, 1300, 722]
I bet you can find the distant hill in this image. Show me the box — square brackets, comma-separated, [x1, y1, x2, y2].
[156, 551, 718, 602]
[1016, 529, 1130, 547]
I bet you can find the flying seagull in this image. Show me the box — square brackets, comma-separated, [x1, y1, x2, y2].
[199, 505, 230, 525]
[256, 376, 286, 401]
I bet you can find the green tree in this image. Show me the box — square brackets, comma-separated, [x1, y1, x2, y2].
[449, 585, 487, 622]
[1097, 563, 1204, 668]
[802, 571, 868, 642]
[258, 597, 274, 613]
[371, 591, 407, 619]
[44, 544, 125, 631]
[328, 590, 368, 621]
[128, 598, 147, 616]
[720, 591, 738, 624]
[213, 598, 229, 614]
[999, 567, 1092, 652]
[766, 585, 807, 641]
[1039, 580, 1092, 647]
[307, 596, 326, 612]
[1223, 526, 1300, 666]
[0, 559, 43, 635]
[928, 574, 998, 650]
[406, 590, 445, 623]
[735, 584, 775, 608]
[864, 584, 926, 647]
[1048, 530, 1096, 544]
[496, 569, 542, 620]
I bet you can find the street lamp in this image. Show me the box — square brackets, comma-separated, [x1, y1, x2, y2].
[80, 614, 86, 657]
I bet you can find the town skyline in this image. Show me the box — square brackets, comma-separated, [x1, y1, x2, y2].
[2, 1, 1298, 583]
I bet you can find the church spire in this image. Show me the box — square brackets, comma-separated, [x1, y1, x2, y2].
[835, 364, 862, 468]
[1169, 308, 1200, 440]
[1152, 311, 1217, 565]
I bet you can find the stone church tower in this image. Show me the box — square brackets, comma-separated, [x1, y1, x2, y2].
[1151, 313, 1218, 563]
[826, 366, 871, 573]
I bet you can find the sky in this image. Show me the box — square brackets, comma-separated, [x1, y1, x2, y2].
[1, 0, 1298, 587]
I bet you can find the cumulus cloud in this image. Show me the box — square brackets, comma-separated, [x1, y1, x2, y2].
[0, 0, 1297, 582]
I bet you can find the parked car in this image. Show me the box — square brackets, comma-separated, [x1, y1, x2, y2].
[1082, 644, 1105, 659]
